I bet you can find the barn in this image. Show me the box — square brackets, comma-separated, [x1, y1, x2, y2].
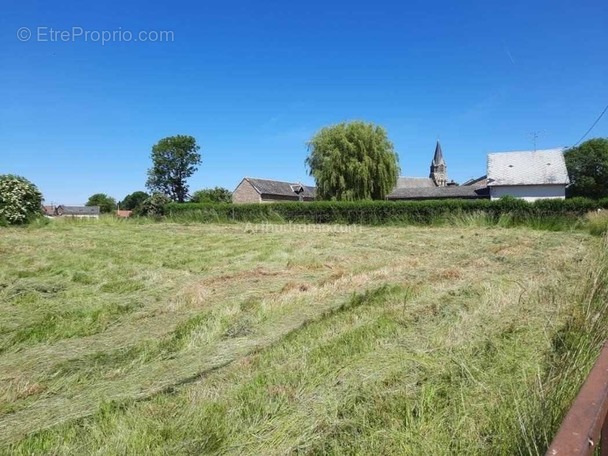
[487, 148, 570, 201]
[232, 178, 316, 204]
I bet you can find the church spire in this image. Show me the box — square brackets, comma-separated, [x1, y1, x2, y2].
[429, 141, 448, 187]
[432, 141, 445, 166]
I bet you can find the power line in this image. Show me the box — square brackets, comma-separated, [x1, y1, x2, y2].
[574, 103, 608, 146]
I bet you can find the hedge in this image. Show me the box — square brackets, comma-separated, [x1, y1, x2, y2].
[165, 197, 608, 225]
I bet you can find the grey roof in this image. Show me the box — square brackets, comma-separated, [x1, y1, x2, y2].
[487, 148, 570, 186]
[245, 178, 316, 199]
[432, 141, 445, 165]
[461, 175, 487, 187]
[395, 177, 437, 188]
[387, 186, 489, 200]
[57, 205, 100, 215]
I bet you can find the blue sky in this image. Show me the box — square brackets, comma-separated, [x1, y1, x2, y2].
[1, 0, 607, 204]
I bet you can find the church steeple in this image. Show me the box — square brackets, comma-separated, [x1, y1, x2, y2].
[432, 141, 445, 166]
[429, 141, 448, 186]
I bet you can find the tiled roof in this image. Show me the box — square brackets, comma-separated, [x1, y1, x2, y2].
[245, 178, 316, 199]
[387, 186, 489, 200]
[395, 177, 436, 188]
[487, 149, 569, 186]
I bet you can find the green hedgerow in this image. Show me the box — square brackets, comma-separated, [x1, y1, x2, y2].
[165, 198, 608, 226]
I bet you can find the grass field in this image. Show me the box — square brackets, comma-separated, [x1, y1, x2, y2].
[0, 219, 607, 454]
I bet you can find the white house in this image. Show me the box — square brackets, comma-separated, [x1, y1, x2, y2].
[487, 148, 570, 201]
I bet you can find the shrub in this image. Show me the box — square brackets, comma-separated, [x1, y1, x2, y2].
[0, 174, 43, 225]
[138, 193, 171, 217]
[587, 211, 608, 236]
[190, 187, 232, 204]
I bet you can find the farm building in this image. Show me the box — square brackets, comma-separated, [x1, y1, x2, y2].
[55, 206, 100, 218]
[461, 175, 487, 187]
[232, 178, 316, 204]
[389, 144, 569, 202]
[387, 185, 489, 201]
[233, 144, 569, 203]
[486, 149, 570, 201]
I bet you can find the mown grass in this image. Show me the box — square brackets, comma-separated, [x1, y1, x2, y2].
[0, 218, 606, 454]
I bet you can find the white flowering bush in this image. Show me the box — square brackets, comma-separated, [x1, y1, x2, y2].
[0, 175, 43, 225]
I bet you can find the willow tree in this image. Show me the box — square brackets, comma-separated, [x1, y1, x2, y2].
[305, 121, 400, 200]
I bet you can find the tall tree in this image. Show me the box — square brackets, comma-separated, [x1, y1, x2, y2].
[190, 187, 232, 203]
[119, 191, 149, 211]
[305, 121, 399, 200]
[146, 135, 201, 203]
[564, 138, 608, 198]
[86, 193, 116, 213]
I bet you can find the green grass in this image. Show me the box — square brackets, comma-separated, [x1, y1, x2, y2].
[587, 211, 608, 236]
[0, 218, 606, 454]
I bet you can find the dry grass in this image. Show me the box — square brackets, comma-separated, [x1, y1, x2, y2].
[587, 210, 608, 236]
[0, 219, 602, 454]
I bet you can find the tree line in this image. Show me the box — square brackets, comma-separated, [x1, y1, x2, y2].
[85, 135, 231, 214]
[126, 124, 607, 207]
[86, 122, 401, 214]
[1, 121, 608, 225]
[92, 121, 402, 214]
